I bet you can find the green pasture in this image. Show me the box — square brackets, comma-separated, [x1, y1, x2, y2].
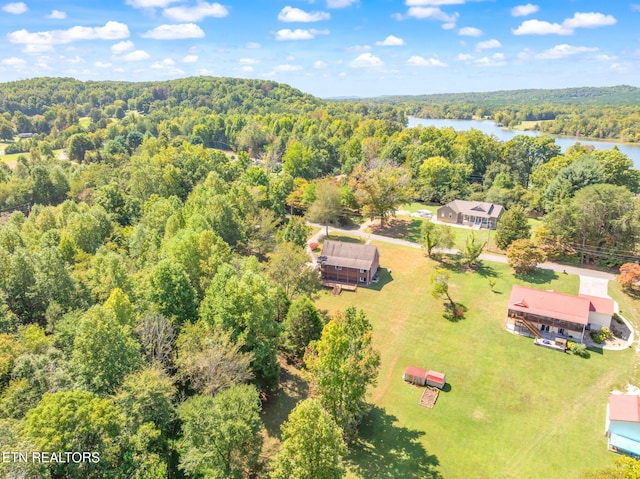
[312, 241, 634, 479]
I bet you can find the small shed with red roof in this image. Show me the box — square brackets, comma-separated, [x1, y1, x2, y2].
[403, 366, 428, 386]
[403, 366, 446, 389]
[606, 394, 640, 456]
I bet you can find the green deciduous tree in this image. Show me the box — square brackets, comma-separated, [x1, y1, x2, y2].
[495, 205, 531, 250]
[305, 307, 380, 438]
[420, 221, 455, 257]
[507, 239, 547, 274]
[306, 180, 343, 237]
[461, 232, 486, 268]
[146, 259, 197, 324]
[72, 307, 142, 394]
[280, 294, 324, 362]
[269, 398, 347, 479]
[350, 160, 411, 226]
[23, 390, 123, 479]
[178, 385, 263, 479]
[267, 242, 321, 299]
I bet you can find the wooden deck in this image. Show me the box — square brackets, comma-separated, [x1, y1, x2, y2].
[323, 281, 358, 291]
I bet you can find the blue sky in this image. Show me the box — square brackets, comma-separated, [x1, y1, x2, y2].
[0, 0, 638, 98]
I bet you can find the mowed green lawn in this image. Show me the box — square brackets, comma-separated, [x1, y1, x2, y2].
[315, 241, 635, 479]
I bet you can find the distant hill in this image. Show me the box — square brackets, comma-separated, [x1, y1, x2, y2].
[0, 76, 321, 116]
[360, 85, 640, 107]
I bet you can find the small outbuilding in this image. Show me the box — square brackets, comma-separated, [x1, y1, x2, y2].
[404, 366, 428, 386]
[606, 393, 640, 456]
[426, 371, 446, 389]
[404, 366, 446, 389]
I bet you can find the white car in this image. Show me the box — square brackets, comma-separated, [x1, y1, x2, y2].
[411, 210, 433, 218]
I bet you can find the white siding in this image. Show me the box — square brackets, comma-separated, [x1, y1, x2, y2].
[588, 311, 612, 331]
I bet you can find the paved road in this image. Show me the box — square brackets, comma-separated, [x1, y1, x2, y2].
[308, 222, 616, 280]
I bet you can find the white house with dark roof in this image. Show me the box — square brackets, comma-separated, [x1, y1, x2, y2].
[437, 200, 504, 229]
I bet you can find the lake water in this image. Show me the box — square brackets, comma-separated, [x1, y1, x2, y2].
[407, 117, 640, 169]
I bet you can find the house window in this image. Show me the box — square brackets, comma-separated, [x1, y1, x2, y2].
[359, 277, 366, 283]
[359, 269, 367, 273]
[335, 265, 342, 270]
[448, 213, 452, 218]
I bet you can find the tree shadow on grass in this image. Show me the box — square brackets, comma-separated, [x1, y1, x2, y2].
[515, 268, 559, 285]
[476, 264, 499, 278]
[261, 363, 309, 440]
[443, 302, 467, 322]
[347, 406, 442, 479]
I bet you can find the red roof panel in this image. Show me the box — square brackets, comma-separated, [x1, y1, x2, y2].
[427, 371, 445, 383]
[609, 394, 640, 423]
[508, 285, 590, 325]
[579, 294, 615, 316]
[404, 366, 428, 379]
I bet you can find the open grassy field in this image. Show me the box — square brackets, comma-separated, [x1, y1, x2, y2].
[313, 241, 635, 479]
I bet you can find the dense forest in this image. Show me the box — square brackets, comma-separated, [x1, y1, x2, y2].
[0, 76, 639, 478]
[361, 85, 640, 142]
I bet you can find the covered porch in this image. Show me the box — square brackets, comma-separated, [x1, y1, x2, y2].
[506, 309, 586, 343]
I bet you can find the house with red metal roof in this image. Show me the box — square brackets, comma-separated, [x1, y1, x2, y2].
[505, 285, 614, 343]
[606, 394, 640, 456]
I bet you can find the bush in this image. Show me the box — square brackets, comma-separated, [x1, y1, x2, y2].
[590, 331, 603, 344]
[566, 340, 576, 350]
[600, 326, 613, 341]
[613, 313, 624, 324]
[569, 342, 588, 357]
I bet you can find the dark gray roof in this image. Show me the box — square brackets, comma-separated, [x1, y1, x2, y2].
[320, 240, 378, 270]
[443, 200, 504, 219]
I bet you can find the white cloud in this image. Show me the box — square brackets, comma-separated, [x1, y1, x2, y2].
[405, 0, 465, 4]
[275, 28, 329, 41]
[375, 35, 404, 46]
[8, 21, 130, 45]
[512, 19, 571, 35]
[23, 44, 54, 54]
[511, 3, 538, 17]
[563, 12, 617, 29]
[346, 45, 371, 52]
[126, 0, 180, 8]
[407, 55, 447, 66]
[239, 58, 259, 64]
[182, 55, 198, 63]
[349, 52, 383, 68]
[474, 53, 506, 66]
[632, 4, 640, 13]
[327, 0, 357, 7]
[47, 10, 67, 19]
[535, 44, 599, 59]
[313, 60, 328, 69]
[407, 7, 458, 22]
[123, 50, 151, 61]
[151, 58, 176, 69]
[275, 64, 303, 71]
[141, 24, 205, 40]
[278, 6, 330, 22]
[246, 42, 261, 49]
[476, 39, 501, 50]
[95, 61, 112, 68]
[162, 1, 228, 22]
[458, 27, 482, 36]
[111, 40, 134, 54]
[456, 53, 474, 61]
[2, 2, 27, 14]
[241, 66, 253, 73]
[513, 12, 616, 35]
[441, 22, 457, 30]
[1, 57, 26, 66]
[63, 55, 85, 64]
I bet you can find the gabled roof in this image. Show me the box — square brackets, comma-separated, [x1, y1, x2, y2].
[507, 285, 590, 325]
[320, 240, 378, 271]
[579, 294, 615, 316]
[404, 366, 428, 379]
[609, 394, 640, 423]
[441, 200, 504, 219]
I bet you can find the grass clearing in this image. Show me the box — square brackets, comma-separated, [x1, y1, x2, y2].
[312, 241, 634, 479]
